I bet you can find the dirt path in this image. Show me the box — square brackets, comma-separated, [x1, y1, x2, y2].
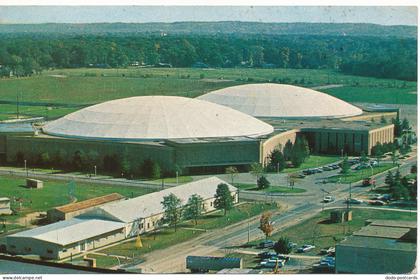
[311, 84, 344, 90]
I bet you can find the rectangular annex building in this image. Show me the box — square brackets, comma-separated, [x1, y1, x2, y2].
[47, 193, 125, 222]
[335, 219, 417, 274]
[6, 177, 238, 259]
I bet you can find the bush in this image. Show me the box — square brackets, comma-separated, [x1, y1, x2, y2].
[273, 237, 292, 254]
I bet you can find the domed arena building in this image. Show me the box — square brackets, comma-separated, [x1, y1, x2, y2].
[0, 84, 396, 175]
[198, 83, 363, 119]
[42, 96, 273, 141]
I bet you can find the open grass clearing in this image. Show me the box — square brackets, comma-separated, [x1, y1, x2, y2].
[0, 175, 154, 231]
[327, 163, 394, 184]
[234, 183, 306, 193]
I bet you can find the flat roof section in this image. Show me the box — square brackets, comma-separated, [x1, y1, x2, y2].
[338, 236, 416, 252]
[53, 193, 125, 214]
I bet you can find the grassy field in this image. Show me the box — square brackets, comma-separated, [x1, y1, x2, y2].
[251, 208, 417, 256]
[0, 175, 154, 231]
[285, 155, 341, 174]
[327, 163, 394, 184]
[0, 67, 416, 121]
[152, 176, 193, 184]
[234, 183, 306, 194]
[323, 86, 417, 105]
[96, 202, 278, 267]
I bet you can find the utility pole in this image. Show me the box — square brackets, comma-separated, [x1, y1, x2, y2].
[16, 93, 20, 119]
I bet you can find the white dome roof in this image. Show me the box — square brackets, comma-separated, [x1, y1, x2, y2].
[198, 84, 363, 119]
[42, 96, 273, 141]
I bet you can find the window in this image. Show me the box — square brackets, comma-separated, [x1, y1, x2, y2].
[152, 221, 155, 226]
[147, 223, 150, 229]
[24, 247, 31, 252]
[47, 249, 53, 254]
[62, 248, 68, 252]
[210, 202, 213, 207]
[10, 245, 16, 249]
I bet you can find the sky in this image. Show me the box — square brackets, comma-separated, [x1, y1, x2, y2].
[0, 6, 417, 26]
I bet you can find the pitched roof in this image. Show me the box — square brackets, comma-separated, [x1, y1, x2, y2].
[9, 218, 125, 246]
[88, 177, 237, 223]
[53, 193, 124, 214]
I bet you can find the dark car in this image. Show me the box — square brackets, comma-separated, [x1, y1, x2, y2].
[258, 251, 278, 259]
[259, 240, 275, 249]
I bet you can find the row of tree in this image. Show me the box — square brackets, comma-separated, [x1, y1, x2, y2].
[16, 150, 165, 179]
[266, 136, 310, 173]
[0, 34, 416, 80]
[385, 169, 416, 201]
[161, 183, 234, 231]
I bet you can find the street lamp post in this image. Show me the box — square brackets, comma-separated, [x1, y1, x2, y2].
[24, 159, 28, 177]
[94, 165, 97, 177]
[176, 171, 179, 184]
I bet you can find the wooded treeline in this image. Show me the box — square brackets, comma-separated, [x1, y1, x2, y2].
[0, 34, 416, 81]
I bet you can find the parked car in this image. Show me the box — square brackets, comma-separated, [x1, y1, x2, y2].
[345, 198, 363, 204]
[314, 168, 323, 173]
[362, 177, 376, 187]
[260, 259, 286, 268]
[323, 196, 334, 203]
[288, 242, 298, 249]
[259, 240, 275, 249]
[297, 174, 306, 179]
[323, 166, 333, 171]
[258, 251, 278, 259]
[331, 164, 340, 170]
[377, 194, 391, 202]
[297, 244, 315, 253]
[369, 200, 387, 206]
[320, 247, 335, 255]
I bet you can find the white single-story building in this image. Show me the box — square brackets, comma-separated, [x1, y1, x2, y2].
[6, 177, 238, 259]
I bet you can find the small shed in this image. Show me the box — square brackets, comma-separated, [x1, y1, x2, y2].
[26, 179, 43, 189]
[0, 197, 12, 215]
[330, 210, 352, 223]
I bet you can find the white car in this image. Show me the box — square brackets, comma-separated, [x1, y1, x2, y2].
[297, 244, 315, 253]
[323, 196, 334, 203]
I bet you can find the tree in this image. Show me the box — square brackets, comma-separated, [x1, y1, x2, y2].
[259, 212, 274, 239]
[225, 166, 239, 184]
[161, 193, 182, 232]
[380, 115, 387, 124]
[402, 118, 410, 131]
[360, 151, 369, 164]
[183, 194, 204, 225]
[268, 149, 286, 172]
[250, 162, 264, 185]
[151, 161, 161, 179]
[392, 116, 403, 137]
[283, 140, 294, 161]
[273, 237, 292, 254]
[341, 156, 350, 175]
[391, 149, 399, 166]
[290, 136, 310, 167]
[214, 183, 234, 216]
[39, 152, 50, 166]
[257, 176, 271, 190]
[411, 164, 417, 174]
[385, 171, 394, 187]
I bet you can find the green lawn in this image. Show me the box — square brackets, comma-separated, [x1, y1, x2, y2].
[97, 202, 278, 265]
[285, 155, 341, 174]
[322, 86, 417, 105]
[0, 68, 416, 121]
[152, 176, 193, 184]
[0, 175, 154, 230]
[327, 163, 394, 184]
[234, 183, 306, 194]
[253, 208, 417, 255]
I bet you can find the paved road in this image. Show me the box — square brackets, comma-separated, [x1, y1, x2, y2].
[128, 156, 416, 273]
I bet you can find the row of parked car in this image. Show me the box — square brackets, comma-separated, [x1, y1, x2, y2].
[302, 164, 340, 176]
[258, 251, 290, 268]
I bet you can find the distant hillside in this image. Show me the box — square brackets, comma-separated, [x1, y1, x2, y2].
[0, 21, 416, 38]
